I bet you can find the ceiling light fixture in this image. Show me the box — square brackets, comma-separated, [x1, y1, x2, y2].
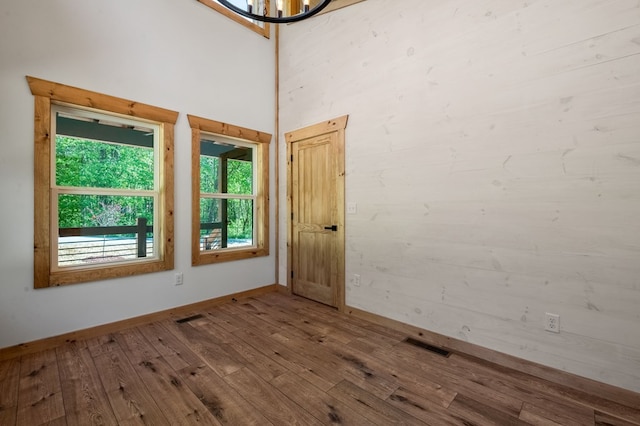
[218, 0, 332, 24]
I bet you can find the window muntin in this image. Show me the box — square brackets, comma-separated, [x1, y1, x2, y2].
[188, 114, 270, 265]
[52, 105, 161, 270]
[28, 75, 177, 288]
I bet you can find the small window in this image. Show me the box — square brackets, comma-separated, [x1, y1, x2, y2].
[28, 76, 178, 288]
[188, 114, 271, 265]
[197, 0, 270, 38]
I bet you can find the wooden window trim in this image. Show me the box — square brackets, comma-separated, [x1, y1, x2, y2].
[188, 114, 271, 265]
[197, 0, 271, 39]
[27, 76, 178, 288]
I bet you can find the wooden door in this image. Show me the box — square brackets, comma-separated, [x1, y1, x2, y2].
[286, 116, 347, 309]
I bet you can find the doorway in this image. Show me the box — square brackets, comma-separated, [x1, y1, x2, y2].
[286, 116, 347, 310]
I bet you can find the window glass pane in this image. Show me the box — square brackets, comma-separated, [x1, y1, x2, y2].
[199, 197, 253, 251]
[200, 197, 221, 224]
[227, 158, 253, 195]
[199, 198, 222, 251]
[221, 0, 249, 8]
[200, 138, 253, 195]
[57, 194, 154, 267]
[55, 112, 154, 190]
[213, 0, 267, 27]
[227, 198, 253, 246]
[200, 154, 220, 193]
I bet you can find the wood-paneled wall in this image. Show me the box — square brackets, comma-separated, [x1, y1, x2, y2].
[278, 0, 640, 392]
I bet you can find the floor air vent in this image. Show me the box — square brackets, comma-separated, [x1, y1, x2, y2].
[404, 337, 451, 357]
[175, 314, 204, 324]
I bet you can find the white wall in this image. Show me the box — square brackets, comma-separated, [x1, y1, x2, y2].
[278, 0, 640, 392]
[0, 0, 275, 348]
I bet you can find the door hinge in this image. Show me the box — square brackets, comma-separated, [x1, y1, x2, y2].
[290, 154, 293, 162]
[291, 270, 294, 279]
[291, 212, 294, 221]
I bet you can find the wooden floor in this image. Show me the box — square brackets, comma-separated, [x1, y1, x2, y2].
[1, 292, 639, 426]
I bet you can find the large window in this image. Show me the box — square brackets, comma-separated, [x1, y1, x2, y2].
[28, 76, 177, 288]
[188, 114, 270, 265]
[197, 0, 270, 38]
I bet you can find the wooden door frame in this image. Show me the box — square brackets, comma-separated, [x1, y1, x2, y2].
[285, 115, 348, 312]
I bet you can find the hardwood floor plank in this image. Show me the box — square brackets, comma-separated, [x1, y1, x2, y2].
[137, 321, 201, 371]
[520, 405, 568, 425]
[177, 364, 271, 425]
[259, 292, 315, 311]
[117, 328, 220, 425]
[311, 337, 401, 399]
[380, 366, 457, 410]
[56, 343, 118, 425]
[116, 328, 161, 363]
[447, 353, 640, 424]
[446, 354, 602, 425]
[187, 315, 236, 342]
[92, 347, 169, 425]
[16, 350, 65, 426]
[44, 416, 69, 426]
[355, 337, 518, 416]
[283, 298, 401, 349]
[203, 308, 246, 333]
[319, 334, 457, 406]
[231, 327, 340, 391]
[192, 319, 289, 382]
[271, 372, 373, 425]
[596, 410, 640, 426]
[447, 394, 530, 426]
[233, 328, 309, 374]
[328, 379, 427, 425]
[217, 303, 282, 335]
[384, 341, 537, 417]
[0, 357, 20, 426]
[296, 308, 378, 345]
[236, 299, 318, 341]
[223, 367, 323, 425]
[257, 304, 404, 400]
[270, 330, 391, 395]
[567, 391, 640, 425]
[217, 302, 343, 388]
[245, 297, 355, 344]
[170, 309, 293, 382]
[166, 321, 244, 377]
[348, 336, 393, 354]
[385, 384, 464, 425]
[86, 333, 122, 358]
[519, 401, 594, 426]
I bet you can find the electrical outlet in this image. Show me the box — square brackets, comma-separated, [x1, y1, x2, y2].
[347, 202, 357, 214]
[175, 272, 184, 286]
[545, 313, 560, 333]
[353, 274, 361, 286]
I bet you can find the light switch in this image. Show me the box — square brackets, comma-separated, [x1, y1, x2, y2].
[347, 202, 357, 214]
